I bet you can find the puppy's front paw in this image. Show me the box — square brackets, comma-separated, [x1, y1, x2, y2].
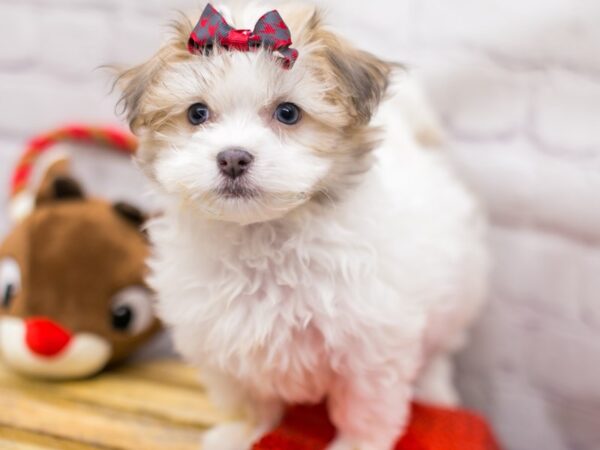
[201, 422, 255, 450]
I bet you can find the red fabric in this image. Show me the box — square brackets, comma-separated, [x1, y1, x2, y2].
[25, 317, 72, 357]
[10, 164, 33, 193]
[253, 402, 501, 450]
[188, 3, 299, 69]
[65, 125, 93, 141]
[10, 125, 137, 196]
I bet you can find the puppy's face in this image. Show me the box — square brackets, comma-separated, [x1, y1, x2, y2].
[119, 3, 390, 224]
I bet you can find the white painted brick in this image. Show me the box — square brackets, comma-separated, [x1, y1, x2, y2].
[129, 0, 196, 16]
[485, 377, 568, 450]
[413, 0, 600, 72]
[525, 325, 600, 404]
[0, 72, 121, 137]
[457, 296, 528, 379]
[37, 7, 111, 78]
[555, 405, 600, 450]
[459, 270, 600, 450]
[488, 226, 581, 321]
[0, 138, 25, 236]
[0, 4, 37, 66]
[320, 0, 412, 60]
[21, 0, 118, 8]
[413, 0, 566, 47]
[458, 302, 570, 450]
[533, 70, 600, 153]
[450, 137, 600, 242]
[457, 223, 600, 450]
[415, 53, 532, 138]
[578, 251, 600, 329]
[111, 13, 168, 67]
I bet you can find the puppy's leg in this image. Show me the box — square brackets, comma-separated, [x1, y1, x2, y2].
[326, 375, 413, 450]
[201, 369, 284, 450]
[414, 352, 460, 407]
[202, 400, 283, 450]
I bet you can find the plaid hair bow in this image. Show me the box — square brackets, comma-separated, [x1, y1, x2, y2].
[188, 4, 299, 69]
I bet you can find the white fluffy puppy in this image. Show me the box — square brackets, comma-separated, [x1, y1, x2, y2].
[118, 2, 488, 449]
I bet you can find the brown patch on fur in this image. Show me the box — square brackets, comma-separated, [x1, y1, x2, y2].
[115, 13, 194, 133]
[115, 12, 211, 177]
[299, 11, 392, 127]
[309, 123, 382, 204]
[326, 47, 390, 125]
[286, 9, 391, 201]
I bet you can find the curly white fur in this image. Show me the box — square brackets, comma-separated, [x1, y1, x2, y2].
[122, 3, 489, 449]
[148, 80, 487, 450]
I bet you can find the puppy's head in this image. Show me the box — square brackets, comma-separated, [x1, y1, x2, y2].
[118, 2, 390, 224]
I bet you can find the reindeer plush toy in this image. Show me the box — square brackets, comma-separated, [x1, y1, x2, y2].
[0, 125, 160, 379]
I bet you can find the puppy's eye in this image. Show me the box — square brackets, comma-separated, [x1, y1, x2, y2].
[274, 103, 301, 125]
[0, 258, 20, 310]
[110, 286, 155, 335]
[187, 103, 210, 126]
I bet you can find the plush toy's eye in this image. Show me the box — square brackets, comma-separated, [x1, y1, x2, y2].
[274, 102, 301, 125]
[187, 103, 210, 126]
[0, 258, 20, 309]
[110, 287, 154, 334]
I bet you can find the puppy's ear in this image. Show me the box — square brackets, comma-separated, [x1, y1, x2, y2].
[301, 11, 391, 126]
[116, 56, 164, 134]
[325, 43, 391, 126]
[115, 14, 193, 133]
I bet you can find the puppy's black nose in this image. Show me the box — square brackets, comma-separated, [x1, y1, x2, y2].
[217, 149, 254, 179]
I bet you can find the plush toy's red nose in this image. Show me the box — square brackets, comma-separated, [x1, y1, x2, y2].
[25, 317, 72, 357]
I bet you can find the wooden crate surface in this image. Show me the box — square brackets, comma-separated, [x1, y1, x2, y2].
[0, 359, 230, 450]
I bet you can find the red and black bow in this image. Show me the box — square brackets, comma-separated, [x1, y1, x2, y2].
[188, 4, 299, 69]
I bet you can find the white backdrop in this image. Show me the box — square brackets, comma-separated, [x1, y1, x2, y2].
[1, 1, 600, 449]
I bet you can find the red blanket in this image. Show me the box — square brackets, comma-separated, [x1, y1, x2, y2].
[254, 402, 501, 450]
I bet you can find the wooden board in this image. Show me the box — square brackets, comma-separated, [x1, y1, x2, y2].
[0, 359, 231, 450]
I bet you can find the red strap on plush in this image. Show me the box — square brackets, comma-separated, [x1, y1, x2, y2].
[10, 124, 137, 198]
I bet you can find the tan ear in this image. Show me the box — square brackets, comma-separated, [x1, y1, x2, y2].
[115, 15, 193, 134]
[35, 157, 85, 206]
[115, 57, 163, 133]
[300, 11, 392, 126]
[325, 40, 391, 126]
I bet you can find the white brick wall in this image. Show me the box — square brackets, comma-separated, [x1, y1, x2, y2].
[0, 1, 599, 449]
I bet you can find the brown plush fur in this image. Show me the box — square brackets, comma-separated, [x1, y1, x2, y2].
[0, 163, 159, 365]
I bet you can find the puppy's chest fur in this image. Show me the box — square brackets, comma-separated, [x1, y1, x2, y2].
[152, 209, 382, 402]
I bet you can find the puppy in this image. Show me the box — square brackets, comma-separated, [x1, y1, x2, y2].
[117, 2, 488, 449]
